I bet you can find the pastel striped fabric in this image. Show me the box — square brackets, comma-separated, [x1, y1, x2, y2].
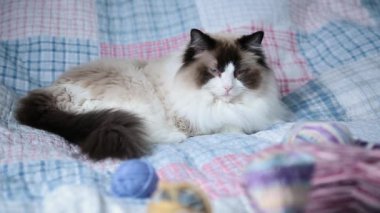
[1, 1, 380, 212]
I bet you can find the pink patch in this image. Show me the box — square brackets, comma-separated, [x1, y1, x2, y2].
[157, 154, 253, 199]
[0, 0, 98, 40]
[262, 27, 312, 95]
[100, 33, 189, 60]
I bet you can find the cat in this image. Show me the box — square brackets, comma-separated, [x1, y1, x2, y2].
[15, 29, 287, 160]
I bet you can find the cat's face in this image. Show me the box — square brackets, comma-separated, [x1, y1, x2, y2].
[179, 29, 269, 102]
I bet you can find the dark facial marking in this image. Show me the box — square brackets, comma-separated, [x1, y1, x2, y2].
[214, 43, 241, 71]
[183, 48, 197, 66]
[195, 65, 215, 87]
[236, 68, 262, 89]
[192, 43, 242, 87]
[209, 67, 222, 77]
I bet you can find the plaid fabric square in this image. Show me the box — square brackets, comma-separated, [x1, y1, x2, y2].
[0, 37, 99, 94]
[0, 85, 19, 126]
[149, 134, 280, 168]
[96, 0, 201, 44]
[289, 0, 375, 31]
[195, 0, 292, 32]
[0, 0, 98, 40]
[283, 54, 380, 121]
[297, 21, 380, 74]
[259, 27, 312, 95]
[0, 161, 109, 201]
[282, 79, 348, 121]
[316, 55, 380, 120]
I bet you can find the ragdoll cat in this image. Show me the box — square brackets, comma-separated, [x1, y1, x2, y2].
[16, 29, 287, 160]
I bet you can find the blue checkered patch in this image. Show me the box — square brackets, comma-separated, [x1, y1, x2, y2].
[96, 0, 201, 44]
[282, 80, 348, 121]
[1, 160, 110, 201]
[0, 37, 99, 94]
[297, 21, 380, 74]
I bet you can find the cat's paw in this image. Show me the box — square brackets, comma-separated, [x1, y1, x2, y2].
[220, 126, 244, 134]
[162, 131, 188, 143]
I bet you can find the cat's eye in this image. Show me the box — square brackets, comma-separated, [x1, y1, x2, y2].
[209, 68, 221, 77]
[209, 68, 218, 73]
[235, 69, 248, 77]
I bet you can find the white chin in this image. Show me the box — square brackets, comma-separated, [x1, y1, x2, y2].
[218, 95, 234, 102]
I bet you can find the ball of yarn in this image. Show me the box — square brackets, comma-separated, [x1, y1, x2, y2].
[242, 152, 315, 212]
[111, 160, 158, 198]
[284, 122, 353, 145]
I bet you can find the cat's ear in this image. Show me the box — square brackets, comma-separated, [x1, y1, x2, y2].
[189, 29, 216, 52]
[237, 31, 264, 51]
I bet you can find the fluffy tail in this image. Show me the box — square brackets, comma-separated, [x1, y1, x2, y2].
[15, 90, 151, 160]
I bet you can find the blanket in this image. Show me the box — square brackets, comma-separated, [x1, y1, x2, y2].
[1, 0, 380, 212]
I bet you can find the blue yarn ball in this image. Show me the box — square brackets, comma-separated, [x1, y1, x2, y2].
[111, 160, 158, 198]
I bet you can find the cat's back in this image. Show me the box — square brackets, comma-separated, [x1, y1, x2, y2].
[49, 58, 159, 113]
[56, 58, 147, 88]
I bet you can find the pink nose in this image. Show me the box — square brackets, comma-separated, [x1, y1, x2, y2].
[224, 86, 232, 93]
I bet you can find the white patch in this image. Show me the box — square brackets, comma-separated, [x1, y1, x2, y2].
[225, 63, 235, 74]
[201, 62, 246, 101]
[220, 62, 235, 90]
[168, 73, 287, 135]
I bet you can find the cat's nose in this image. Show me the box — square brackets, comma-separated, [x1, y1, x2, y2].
[224, 85, 232, 91]
[224, 86, 232, 94]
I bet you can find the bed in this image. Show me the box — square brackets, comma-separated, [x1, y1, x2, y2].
[1, 0, 380, 212]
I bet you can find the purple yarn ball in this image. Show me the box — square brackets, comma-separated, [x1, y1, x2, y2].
[111, 160, 158, 198]
[284, 122, 353, 145]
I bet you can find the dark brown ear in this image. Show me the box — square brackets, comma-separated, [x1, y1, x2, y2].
[189, 29, 216, 53]
[237, 31, 264, 51]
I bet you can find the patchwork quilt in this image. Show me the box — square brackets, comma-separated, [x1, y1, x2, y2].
[1, 0, 380, 212]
